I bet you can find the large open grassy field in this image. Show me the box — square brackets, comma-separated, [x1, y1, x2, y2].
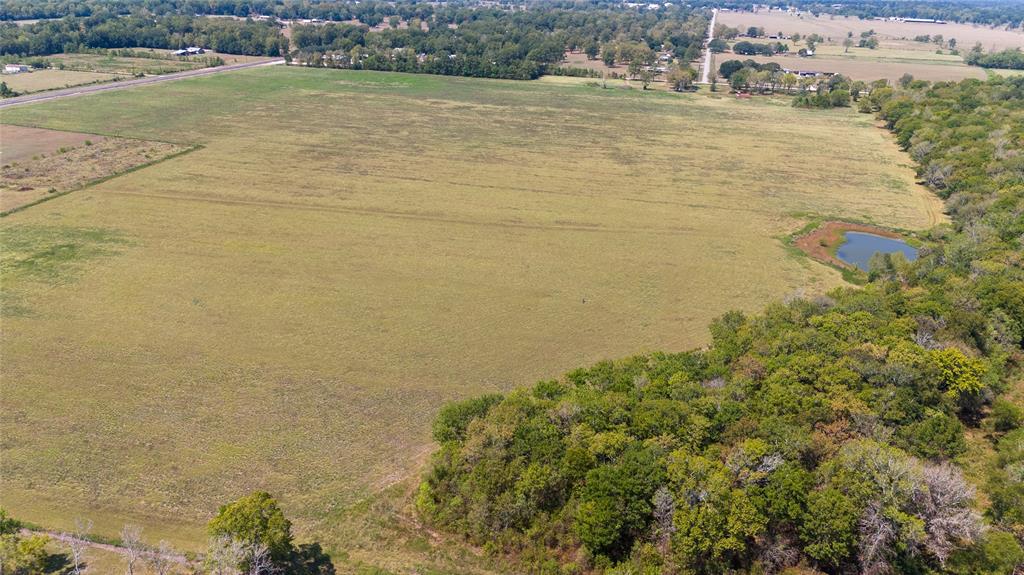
[0, 67, 942, 570]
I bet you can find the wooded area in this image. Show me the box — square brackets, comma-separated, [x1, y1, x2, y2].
[418, 75, 1024, 573]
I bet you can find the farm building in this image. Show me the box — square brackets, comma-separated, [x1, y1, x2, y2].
[4, 64, 30, 74]
[879, 17, 947, 24]
[784, 68, 835, 78]
[173, 47, 206, 56]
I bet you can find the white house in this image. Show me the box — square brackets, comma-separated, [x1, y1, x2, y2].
[4, 64, 30, 74]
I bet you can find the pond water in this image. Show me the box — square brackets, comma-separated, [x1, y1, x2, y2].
[836, 232, 918, 271]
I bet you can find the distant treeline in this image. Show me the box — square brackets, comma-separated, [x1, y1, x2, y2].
[290, 6, 707, 80]
[0, 0, 434, 25]
[4, 0, 1024, 28]
[0, 12, 287, 56]
[3, 0, 1024, 28]
[0, 0, 678, 24]
[965, 45, 1024, 69]
[0, 2, 709, 78]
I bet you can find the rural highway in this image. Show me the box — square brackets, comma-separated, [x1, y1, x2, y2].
[700, 9, 717, 84]
[0, 58, 285, 109]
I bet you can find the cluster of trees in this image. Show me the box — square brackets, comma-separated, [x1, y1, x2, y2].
[0, 11, 287, 57]
[914, 33, 958, 51]
[732, 40, 788, 56]
[801, 32, 825, 54]
[418, 74, 1024, 573]
[666, 64, 697, 92]
[1, 511, 54, 574]
[854, 29, 880, 49]
[206, 492, 333, 575]
[718, 59, 779, 80]
[723, 61, 793, 93]
[0, 493, 332, 575]
[717, 59, 850, 101]
[965, 44, 1024, 70]
[292, 5, 707, 81]
[713, 23, 740, 40]
[791, 74, 855, 108]
[600, 41, 665, 69]
[718, 57, 864, 106]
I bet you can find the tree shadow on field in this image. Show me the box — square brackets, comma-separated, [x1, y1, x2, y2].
[43, 551, 70, 574]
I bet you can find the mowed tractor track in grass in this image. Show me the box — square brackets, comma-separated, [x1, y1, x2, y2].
[0, 67, 943, 569]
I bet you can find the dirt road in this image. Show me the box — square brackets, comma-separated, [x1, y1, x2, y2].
[700, 9, 717, 84]
[22, 529, 190, 566]
[0, 58, 284, 109]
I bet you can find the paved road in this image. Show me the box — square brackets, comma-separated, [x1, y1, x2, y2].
[700, 9, 717, 84]
[0, 58, 285, 109]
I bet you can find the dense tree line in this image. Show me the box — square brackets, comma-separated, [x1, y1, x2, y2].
[0, 2, 708, 78]
[291, 6, 707, 80]
[0, 0, 438, 24]
[0, 11, 287, 56]
[732, 40, 788, 56]
[417, 75, 1024, 573]
[965, 44, 1024, 70]
[5, 0, 1024, 29]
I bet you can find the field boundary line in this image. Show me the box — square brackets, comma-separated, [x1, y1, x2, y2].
[99, 189, 709, 236]
[1, 121, 198, 147]
[1, 144, 203, 217]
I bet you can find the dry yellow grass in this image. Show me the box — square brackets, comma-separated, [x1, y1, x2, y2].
[718, 9, 1024, 51]
[0, 126, 188, 213]
[715, 51, 987, 82]
[717, 9, 1024, 83]
[2, 69, 124, 94]
[0, 67, 943, 569]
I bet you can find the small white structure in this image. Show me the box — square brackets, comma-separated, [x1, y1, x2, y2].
[4, 64, 30, 74]
[173, 47, 206, 56]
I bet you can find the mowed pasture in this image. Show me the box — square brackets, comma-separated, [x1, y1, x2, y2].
[1, 69, 126, 93]
[0, 67, 942, 567]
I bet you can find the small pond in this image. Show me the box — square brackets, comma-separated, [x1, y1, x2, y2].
[836, 232, 918, 271]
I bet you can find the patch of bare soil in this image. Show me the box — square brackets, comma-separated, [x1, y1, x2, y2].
[1, 132, 188, 213]
[795, 221, 904, 269]
[1, 125, 108, 164]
